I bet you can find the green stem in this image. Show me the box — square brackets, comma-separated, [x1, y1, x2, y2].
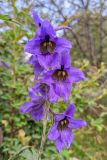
[36, 99, 50, 160]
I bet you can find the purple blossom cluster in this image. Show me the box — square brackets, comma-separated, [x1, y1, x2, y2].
[20, 11, 87, 152]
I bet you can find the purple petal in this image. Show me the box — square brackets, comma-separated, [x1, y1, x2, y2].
[31, 10, 42, 27]
[33, 82, 49, 98]
[31, 105, 44, 121]
[32, 82, 43, 93]
[60, 50, 71, 68]
[37, 54, 51, 70]
[68, 119, 87, 129]
[56, 137, 64, 152]
[48, 84, 59, 103]
[60, 128, 74, 148]
[64, 102, 75, 117]
[24, 38, 40, 54]
[53, 82, 72, 101]
[29, 55, 44, 77]
[48, 52, 61, 69]
[28, 55, 37, 65]
[67, 67, 85, 83]
[37, 52, 60, 70]
[54, 114, 65, 122]
[41, 70, 54, 84]
[48, 124, 60, 140]
[19, 102, 32, 113]
[60, 129, 70, 142]
[55, 37, 72, 53]
[53, 82, 65, 97]
[63, 83, 72, 101]
[28, 88, 38, 101]
[33, 61, 44, 77]
[30, 11, 43, 37]
[65, 132, 74, 148]
[41, 19, 55, 38]
[31, 98, 45, 111]
[32, 82, 40, 91]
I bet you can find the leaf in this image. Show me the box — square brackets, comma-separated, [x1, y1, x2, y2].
[0, 14, 11, 21]
[21, 149, 37, 160]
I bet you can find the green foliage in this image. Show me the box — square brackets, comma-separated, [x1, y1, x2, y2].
[0, 1, 107, 160]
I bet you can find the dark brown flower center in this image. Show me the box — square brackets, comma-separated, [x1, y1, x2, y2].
[40, 35, 55, 54]
[57, 117, 69, 131]
[52, 65, 68, 81]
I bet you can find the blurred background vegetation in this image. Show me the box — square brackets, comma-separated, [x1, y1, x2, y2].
[0, 0, 107, 160]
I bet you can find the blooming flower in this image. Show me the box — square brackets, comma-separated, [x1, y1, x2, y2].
[19, 87, 46, 121]
[25, 11, 71, 69]
[48, 102, 87, 152]
[41, 51, 85, 101]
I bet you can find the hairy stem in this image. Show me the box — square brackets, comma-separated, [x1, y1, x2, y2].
[36, 100, 50, 160]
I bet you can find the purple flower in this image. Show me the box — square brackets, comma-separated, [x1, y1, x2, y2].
[48, 102, 87, 152]
[32, 82, 59, 103]
[41, 51, 85, 101]
[25, 12, 71, 69]
[19, 87, 46, 121]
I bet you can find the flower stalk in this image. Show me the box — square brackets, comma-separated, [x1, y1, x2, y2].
[36, 99, 50, 160]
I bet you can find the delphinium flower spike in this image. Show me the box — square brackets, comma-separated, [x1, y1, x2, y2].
[20, 11, 87, 156]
